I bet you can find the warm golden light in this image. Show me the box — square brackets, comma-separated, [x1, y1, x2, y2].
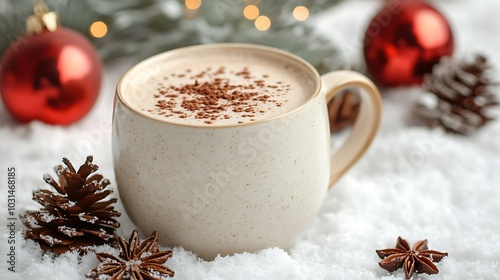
[185, 0, 201, 10]
[293, 6, 309, 21]
[243, 5, 259, 20]
[89, 21, 108, 38]
[254, 16, 271, 31]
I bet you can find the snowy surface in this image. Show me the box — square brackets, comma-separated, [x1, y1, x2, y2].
[1, 0, 500, 279]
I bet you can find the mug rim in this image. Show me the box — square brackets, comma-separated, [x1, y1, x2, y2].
[116, 43, 322, 128]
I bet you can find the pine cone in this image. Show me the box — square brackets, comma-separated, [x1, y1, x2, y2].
[415, 54, 498, 134]
[328, 89, 360, 133]
[21, 156, 121, 254]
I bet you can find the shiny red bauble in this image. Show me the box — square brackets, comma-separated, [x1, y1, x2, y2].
[363, 0, 454, 86]
[0, 27, 102, 125]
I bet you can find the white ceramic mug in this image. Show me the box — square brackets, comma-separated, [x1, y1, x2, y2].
[112, 44, 381, 260]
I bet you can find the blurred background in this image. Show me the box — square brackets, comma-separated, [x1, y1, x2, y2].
[4, 0, 491, 133]
[0, 0, 346, 73]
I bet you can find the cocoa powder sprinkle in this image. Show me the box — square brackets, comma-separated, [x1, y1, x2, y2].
[148, 66, 291, 124]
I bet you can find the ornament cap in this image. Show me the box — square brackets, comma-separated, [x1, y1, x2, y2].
[26, 1, 60, 35]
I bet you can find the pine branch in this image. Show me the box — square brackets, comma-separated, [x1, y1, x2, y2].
[1, 0, 345, 72]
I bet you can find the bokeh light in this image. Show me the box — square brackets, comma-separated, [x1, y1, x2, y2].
[89, 21, 107, 38]
[185, 0, 201, 10]
[255, 16, 271, 31]
[243, 5, 259, 20]
[414, 10, 449, 48]
[293, 6, 309, 21]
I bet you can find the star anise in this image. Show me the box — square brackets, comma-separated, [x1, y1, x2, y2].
[87, 230, 174, 280]
[376, 237, 448, 279]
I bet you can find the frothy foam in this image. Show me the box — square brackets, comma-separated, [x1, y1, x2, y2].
[119, 46, 317, 126]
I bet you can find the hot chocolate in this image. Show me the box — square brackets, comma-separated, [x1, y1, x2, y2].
[118, 46, 316, 125]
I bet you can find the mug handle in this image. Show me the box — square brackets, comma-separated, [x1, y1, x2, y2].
[321, 70, 382, 188]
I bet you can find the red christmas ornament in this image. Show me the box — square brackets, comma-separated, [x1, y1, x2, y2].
[0, 2, 102, 125]
[363, 0, 454, 86]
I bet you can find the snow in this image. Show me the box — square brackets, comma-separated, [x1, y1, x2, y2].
[39, 235, 62, 247]
[78, 213, 99, 224]
[42, 174, 55, 184]
[22, 215, 39, 228]
[40, 212, 56, 223]
[58, 226, 78, 237]
[1, 0, 500, 279]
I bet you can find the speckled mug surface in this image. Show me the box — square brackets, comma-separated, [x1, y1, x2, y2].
[112, 44, 381, 260]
